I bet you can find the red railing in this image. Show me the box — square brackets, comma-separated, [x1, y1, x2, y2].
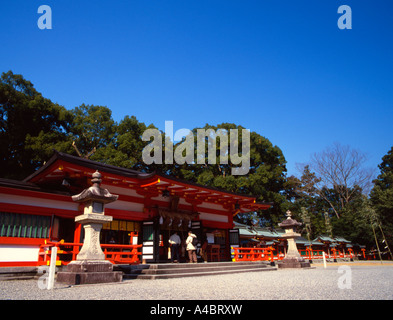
[302, 248, 366, 260]
[38, 240, 142, 266]
[102, 243, 142, 264]
[233, 247, 363, 263]
[232, 247, 275, 262]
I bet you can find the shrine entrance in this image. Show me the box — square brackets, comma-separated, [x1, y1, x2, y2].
[158, 225, 188, 262]
[157, 208, 201, 262]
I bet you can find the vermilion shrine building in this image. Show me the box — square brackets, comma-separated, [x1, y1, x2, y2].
[0, 151, 271, 267]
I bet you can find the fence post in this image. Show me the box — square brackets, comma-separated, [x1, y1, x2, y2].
[47, 246, 57, 290]
[322, 251, 327, 269]
[269, 248, 275, 266]
[308, 248, 312, 264]
[333, 249, 337, 262]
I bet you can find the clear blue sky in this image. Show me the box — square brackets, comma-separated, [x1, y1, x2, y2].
[1, 0, 392, 177]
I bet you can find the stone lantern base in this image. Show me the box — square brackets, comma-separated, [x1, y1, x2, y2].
[278, 257, 311, 269]
[57, 260, 122, 285]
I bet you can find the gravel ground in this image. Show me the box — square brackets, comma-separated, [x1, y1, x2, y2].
[1, 263, 393, 300]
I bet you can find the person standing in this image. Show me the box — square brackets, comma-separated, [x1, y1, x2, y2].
[200, 238, 208, 263]
[168, 231, 181, 263]
[186, 231, 198, 263]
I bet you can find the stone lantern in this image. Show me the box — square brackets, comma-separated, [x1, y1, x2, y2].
[57, 171, 123, 284]
[277, 210, 311, 269]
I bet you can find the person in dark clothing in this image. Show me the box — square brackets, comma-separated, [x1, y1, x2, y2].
[168, 231, 181, 263]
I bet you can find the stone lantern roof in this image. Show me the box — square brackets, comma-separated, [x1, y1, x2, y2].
[71, 170, 118, 204]
[278, 211, 302, 229]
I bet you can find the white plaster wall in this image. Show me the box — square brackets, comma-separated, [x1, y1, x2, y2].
[0, 194, 78, 211]
[0, 245, 40, 262]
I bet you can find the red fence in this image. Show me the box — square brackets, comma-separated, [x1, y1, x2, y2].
[232, 247, 364, 262]
[300, 248, 361, 260]
[232, 247, 275, 262]
[38, 242, 365, 266]
[38, 240, 142, 266]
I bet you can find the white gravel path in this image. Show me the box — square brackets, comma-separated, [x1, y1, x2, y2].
[1, 264, 393, 300]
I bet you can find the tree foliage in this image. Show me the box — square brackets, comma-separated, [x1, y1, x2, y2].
[308, 142, 375, 218]
[0, 71, 73, 179]
[165, 123, 288, 224]
[284, 142, 375, 243]
[370, 147, 393, 247]
[69, 104, 116, 157]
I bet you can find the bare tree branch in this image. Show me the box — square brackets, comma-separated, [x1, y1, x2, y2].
[308, 142, 376, 218]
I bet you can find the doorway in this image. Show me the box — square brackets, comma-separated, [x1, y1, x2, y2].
[158, 220, 203, 262]
[158, 226, 190, 262]
[51, 216, 75, 242]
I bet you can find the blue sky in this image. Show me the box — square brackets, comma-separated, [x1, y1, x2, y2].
[1, 0, 392, 177]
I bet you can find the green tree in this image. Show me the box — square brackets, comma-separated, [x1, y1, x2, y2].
[0, 71, 73, 179]
[309, 142, 375, 218]
[166, 123, 288, 225]
[286, 164, 372, 242]
[69, 104, 116, 158]
[92, 115, 161, 171]
[285, 167, 331, 238]
[370, 147, 393, 251]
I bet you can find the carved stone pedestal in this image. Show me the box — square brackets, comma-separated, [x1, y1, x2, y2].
[56, 213, 123, 285]
[74, 213, 112, 261]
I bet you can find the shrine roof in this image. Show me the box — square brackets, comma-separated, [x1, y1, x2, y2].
[0, 177, 70, 196]
[22, 151, 272, 212]
[24, 151, 154, 183]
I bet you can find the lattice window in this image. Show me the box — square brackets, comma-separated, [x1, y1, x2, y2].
[0, 212, 50, 238]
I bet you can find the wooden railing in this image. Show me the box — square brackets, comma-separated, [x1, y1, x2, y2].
[300, 248, 358, 260]
[232, 247, 363, 262]
[232, 247, 275, 262]
[38, 240, 142, 266]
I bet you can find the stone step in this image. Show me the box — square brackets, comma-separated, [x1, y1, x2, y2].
[129, 264, 268, 275]
[119, 261, 276, 280]
[116, 260, 271, 271]
[123, 266, 276, 280]
[0, 267, 38, 281]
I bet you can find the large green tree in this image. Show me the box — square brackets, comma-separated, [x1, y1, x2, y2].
[370, 147, 393, 248]
[91, 115, 160, 171]
[69, 104, 116, 158]
[285, 167, 327, 238]
[0, 71, 73, 179]
[164, 123, 288, 225]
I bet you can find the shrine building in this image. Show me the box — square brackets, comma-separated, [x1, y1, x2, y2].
[0, 151, 271, 266]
